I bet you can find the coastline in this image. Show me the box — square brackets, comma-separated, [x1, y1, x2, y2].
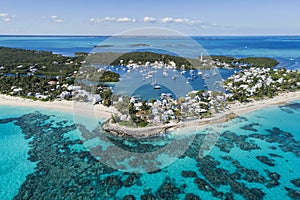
[1, 91, 300, 138]
[0, 94, 119, 120]
[102, 90, 300, 138]
[227, 90, 300, 116]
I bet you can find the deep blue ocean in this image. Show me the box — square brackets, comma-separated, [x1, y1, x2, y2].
[0, 36, 300, 199]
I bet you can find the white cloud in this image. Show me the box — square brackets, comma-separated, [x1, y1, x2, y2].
[103, 17, 116, 22]
[173, 18, 187, 23]
[143, 16, 156, 23]
[90, 17, 116, 23]
[116, 17, 132, 22]
[0, 13, 8, 17]
[48, 16, 63, 23]
[89, 17, 116, 23]
[189, 20, 202, 25]
[161, 17, 174, 23]
[3, 18, 12, 22]
[0, 13, 13, 22]
[55, 19, 63, 23]
[160, 17, 202, 25]
[90, 17, 136, 23]
[88, 16, 209, 28]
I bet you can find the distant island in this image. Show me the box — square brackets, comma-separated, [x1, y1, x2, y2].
[129, 43, 150, 47]
[86, 51, 279, 70]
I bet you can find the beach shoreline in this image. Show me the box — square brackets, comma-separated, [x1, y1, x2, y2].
[0, 94, 119, 120]
[227, 90, 300, 116]
[1, 91, 300, 138]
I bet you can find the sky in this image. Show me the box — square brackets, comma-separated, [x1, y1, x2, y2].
[0, 0, 299, 36]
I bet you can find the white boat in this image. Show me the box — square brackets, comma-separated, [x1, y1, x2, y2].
[154, 84, 161, 89]
[152, 78, 161, 89]
[163, 70, 168, 78]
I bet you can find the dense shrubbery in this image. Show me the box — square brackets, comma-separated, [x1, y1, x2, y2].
[99, 71, 120, 82]
[110, 52, 193, 69]
[211, 55, 279, 68]
[0, 47, 84, 100]
[0, 75, 68, 100]
[0, 47, 84, 76]
[225, 68, 300, 102]
[85, 52, 279, 70]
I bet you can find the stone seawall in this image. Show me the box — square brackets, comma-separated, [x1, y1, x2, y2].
[102, 112, 236, 138]
[102, 120, 179, 138]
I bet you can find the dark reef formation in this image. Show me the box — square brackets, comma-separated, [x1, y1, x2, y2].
[0, 110, 298, 200]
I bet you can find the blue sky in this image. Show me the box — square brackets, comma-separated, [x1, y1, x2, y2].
[0, 0, 299, 35]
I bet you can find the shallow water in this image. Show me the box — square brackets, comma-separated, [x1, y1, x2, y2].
[0, 101, 299, 199]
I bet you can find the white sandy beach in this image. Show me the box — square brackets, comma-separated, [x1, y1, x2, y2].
[1, 91, 300, 120]
[1, 91, 300, 136]
[227, 90, 300, 116]
[0, 94, 119, 119]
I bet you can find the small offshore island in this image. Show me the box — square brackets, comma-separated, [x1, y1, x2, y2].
[1, 47, 300, 138]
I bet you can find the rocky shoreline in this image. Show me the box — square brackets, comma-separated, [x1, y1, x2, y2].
[102, 119, 180, 138]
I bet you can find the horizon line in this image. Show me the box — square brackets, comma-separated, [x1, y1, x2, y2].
[0, 34, 300, 37]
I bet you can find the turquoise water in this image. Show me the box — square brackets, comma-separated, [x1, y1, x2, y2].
[0, 106, 37, 200]
[0, 101, 299, 199]
[1, 35, 300, 199]
[0, 106, 77, 200]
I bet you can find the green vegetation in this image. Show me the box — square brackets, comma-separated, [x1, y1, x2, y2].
[0, 75, 65, 100]
[85, 51, 205, 69]
[0, 47, 118, 101]
[0, 46, 282, 108]
[0, 47, 85, 100]
[225, 68, 300, 102]
[140, 100, 151, 112]
[99, 71, 120, 82]
[210, 55, 279, 68]
[128, 102, 148, 127]
[75, 65, 120, 82]
[240, 57, 279, 68]
[110, 52, 194, 69]
[100, 88, 113, 106]
[86, 52, 279, 70]
[0, 47, 84, 76]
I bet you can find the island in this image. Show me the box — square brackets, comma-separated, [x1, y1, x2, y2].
[0, 47, 299, 138]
